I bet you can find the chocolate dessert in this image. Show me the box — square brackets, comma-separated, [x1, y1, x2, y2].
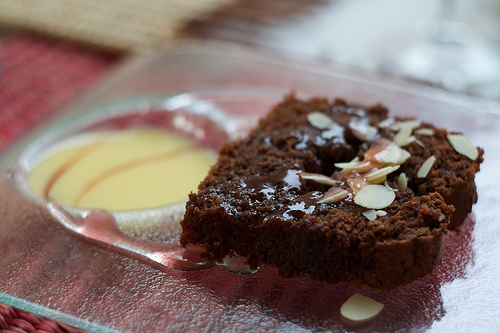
[180, 95, 483, 290]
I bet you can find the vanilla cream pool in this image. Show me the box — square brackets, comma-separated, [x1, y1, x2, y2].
[27, 128, 216, 210]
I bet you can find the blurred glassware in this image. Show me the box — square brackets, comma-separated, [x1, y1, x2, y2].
[384, 0, 500, 99]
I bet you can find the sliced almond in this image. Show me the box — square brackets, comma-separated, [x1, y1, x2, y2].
[365, 165, 400, 184]
[354, 184, 395, 209]
[363, 209, 377, 221]
[307, 111, 334, 130]
[447, 134, 479, 160]
[334, 160, 361, 171]
[365, 139, 392, 158]
[384, 180, 398, 192]
[376, 210, 387, 217]
[337, 160, 382, 174]
[377, 117, 395, 129]
[350, 119, 378, 142]
[377, 143, 401, 164]
[364, 126, 379, 142]
[394, 120, 421, 131]
[397, 173, 408, 191]
[300, 172, 341, 186]
[354, 161, 382, 173]
[394, 125, 412, 147]
[335, 158, 378, 173]
[340, 294, 384, 323]
[334, 156, 360, 171]
[397, 149, 411, 165]
[414, 137, 426, 148]
[417, 155, 436, 178]
[317, 187, 349, 204]
[404, 135, 416, 146]
[414, 128, 435, 136]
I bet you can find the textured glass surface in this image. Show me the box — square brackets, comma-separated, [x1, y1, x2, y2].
[1, 41, 500, 332]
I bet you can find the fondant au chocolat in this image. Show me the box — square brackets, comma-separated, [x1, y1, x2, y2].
[180, 95, 483, 290]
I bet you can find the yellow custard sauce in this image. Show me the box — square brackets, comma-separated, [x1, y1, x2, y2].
[27, 129, 216, 210]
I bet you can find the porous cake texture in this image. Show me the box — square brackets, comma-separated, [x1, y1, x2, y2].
[180, 95, 483, 290]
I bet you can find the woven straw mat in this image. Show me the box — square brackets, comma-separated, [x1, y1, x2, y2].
[0, 0, 235, 52]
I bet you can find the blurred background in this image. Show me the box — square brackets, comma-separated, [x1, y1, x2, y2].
[189, 0, 500, 99]
[1, 0, 500, 150]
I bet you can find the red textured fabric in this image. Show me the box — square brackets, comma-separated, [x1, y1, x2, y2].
[0, 33, 118, 153]
[0, 302, 85, 332]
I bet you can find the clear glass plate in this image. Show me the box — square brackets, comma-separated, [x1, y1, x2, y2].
[1, 41, 499, 332]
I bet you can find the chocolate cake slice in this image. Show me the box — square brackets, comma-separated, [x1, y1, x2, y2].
[180, 95, 483, 290]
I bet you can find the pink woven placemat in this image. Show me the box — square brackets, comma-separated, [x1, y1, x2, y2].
[0, 303, 85, 333]
[0, 32, 118, 332]
[0, 33, 118, 154]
